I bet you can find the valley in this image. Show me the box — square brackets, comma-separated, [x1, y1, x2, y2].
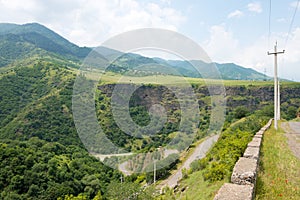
[0, 23, 300, 200]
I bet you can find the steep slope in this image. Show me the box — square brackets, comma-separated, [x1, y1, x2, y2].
[0, 23, 91, 67]
[0, 58, 124, 199]
[0, 58, 82, 146]
[0, 56, 299, 199]
[0, 22, 273, 80]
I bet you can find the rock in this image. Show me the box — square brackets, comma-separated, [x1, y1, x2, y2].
[256, 130, 264, 135]
[254, 134, 262, 139]
[244, 147, 260, 160]
[231, 157, 258, 186]
[214, 183, 254, 200]
[247, 140, 261, 148]
[252, 137, 261, 143]
[260, 127, 266, 132]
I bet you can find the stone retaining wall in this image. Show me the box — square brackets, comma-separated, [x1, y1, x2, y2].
[214, 119, 273, 200]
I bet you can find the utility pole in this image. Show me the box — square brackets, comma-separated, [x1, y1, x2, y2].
[278, 80, 280, 120]
[268, 42, 285, 130]
[153, 160, 156, 184]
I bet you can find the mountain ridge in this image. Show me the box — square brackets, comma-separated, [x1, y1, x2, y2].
[0, 22, 271, 80]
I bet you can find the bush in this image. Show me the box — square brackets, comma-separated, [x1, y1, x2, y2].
[190, 114, 268, 183]
[286, 106, 297, 120]
[234, 106, 250, 119]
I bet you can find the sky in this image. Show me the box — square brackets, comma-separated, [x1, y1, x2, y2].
[0, 0, 300, 81]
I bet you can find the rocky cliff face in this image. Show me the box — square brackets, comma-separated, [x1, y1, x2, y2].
[98, 83, 300, 113]
[225, 85, 300, 111]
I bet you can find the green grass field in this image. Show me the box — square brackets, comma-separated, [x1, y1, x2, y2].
[81, 70, 300, 87]
[256, 121, 300, 200]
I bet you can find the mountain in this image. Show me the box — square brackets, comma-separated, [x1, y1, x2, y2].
[153, 59, 269, 80]
[0, 23, 91, 67]
[90, 53, 270, 80]
[0, 22, 271, 80]
[216, 63, 269, 80]
[0, 22, 299, 199]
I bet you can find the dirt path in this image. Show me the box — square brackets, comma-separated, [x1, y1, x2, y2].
[281, 122, 300, 160]
[157, 134, 219, 190]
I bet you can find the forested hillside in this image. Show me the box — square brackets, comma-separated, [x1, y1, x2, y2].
[0, 23, 91, 67]
[0, 23, 273, 80]
[0, 138, 120, 200]
[1, 22, 300, 199]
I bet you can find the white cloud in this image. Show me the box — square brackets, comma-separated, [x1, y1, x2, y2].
[290, 1, 300, 8]
[227, 10, 243, 19]
[203, 23, 300, 81]
[0, 0, 40, 11]
[277, 18, 287, 23]
[284, 27, 300, 63]
[160, 0, 172, 5]
[247, 2, 262, 13]
[203, 25, 239, 62]
[0, 0, 185, 46]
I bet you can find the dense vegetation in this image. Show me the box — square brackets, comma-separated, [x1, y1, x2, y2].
[0, 23, 90, 67]
[0, 22, 273, 80]
[0, 60, 186, 199]
[0, 60, 82, 147]
[95, 84, 183, 152]
[0, 138, 120, 200]
[1, 23, 300, 200]
[190, 113, 269, 182]
[160, 107, 274, 199]
[1, 60, 299, 199]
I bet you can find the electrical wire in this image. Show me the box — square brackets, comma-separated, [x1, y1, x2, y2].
[284, 0, 300, 48]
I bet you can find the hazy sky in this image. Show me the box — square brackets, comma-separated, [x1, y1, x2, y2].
[0, 0, 299, 81]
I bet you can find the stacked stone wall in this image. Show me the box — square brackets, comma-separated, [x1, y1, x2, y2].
[214, 119, 273, 200]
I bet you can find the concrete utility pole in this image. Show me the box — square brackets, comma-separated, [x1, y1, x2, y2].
[268, 42, 285, 130]
[153, 160, 156, 184]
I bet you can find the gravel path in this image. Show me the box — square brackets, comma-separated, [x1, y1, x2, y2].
[282, 122, 300, 160]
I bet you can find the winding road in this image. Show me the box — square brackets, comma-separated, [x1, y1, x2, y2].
[91, 152, 133, 161]
[157, 134, 219, 190]
[90, 134, 219, 189]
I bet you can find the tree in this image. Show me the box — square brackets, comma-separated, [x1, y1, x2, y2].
[93, 191, 103, 200]
[286, 106, 297, 120]
[234, 106, 249, 119]
[106, 181, 141, 200]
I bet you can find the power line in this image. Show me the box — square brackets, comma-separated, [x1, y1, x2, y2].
[285, 0, 300, 48]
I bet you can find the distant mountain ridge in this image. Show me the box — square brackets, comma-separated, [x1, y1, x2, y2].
[0, 22, 270, 80]
[153, 59, 269, 80]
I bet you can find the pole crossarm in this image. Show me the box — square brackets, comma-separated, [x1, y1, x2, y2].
[267, 50, 285, 55]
